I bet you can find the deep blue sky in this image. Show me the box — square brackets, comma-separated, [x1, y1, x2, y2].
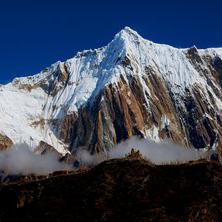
[0, 0, 221, 84]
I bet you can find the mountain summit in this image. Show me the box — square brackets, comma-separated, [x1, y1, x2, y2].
[0, 27, 222, 157]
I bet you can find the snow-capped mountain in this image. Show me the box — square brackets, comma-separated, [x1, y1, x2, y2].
[0, 27, 222, 156]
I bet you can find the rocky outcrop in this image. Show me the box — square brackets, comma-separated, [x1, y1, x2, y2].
[34, 141, 61, 157]
[0, 134, 13, 151]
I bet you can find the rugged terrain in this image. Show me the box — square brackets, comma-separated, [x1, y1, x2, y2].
[0, 27, 221, 156]
[0, 158, 222, 222]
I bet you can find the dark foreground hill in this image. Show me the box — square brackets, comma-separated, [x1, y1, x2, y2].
[1, 158, 222, 222]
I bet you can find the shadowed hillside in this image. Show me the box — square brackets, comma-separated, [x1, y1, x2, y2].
[0, 158, 222, 222]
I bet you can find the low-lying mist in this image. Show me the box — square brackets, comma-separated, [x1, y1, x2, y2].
[0, 137, 206, 176]
[0, 144, 71, 175]
[77, 136, 205, 165]
[109, 136, 204, 164]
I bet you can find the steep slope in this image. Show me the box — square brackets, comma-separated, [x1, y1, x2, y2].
[0, 27, 221, 156]
[1, 158, 222, 222]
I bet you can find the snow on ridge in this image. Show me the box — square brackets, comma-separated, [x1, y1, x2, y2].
[109, 27, 208, 92]
[5, 26, 221, 94]
[199, 48, 222, 59]
[4, 26, 222, 89]
[9, 61, 61, 87]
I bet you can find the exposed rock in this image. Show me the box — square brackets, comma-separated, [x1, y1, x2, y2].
[0, 134, 13, 151]
[126, 148, 144, 160]
[34, 141, 62, 158]
[59, 112, 78, 143]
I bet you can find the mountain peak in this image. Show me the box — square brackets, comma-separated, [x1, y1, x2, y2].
[113, 26, 144, 44]
[120, 26, 139, 35]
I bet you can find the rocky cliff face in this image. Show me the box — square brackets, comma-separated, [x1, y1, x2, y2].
[0, 27, 221, 156]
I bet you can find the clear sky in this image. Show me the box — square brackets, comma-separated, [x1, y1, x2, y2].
[0, 0, 221, 83]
